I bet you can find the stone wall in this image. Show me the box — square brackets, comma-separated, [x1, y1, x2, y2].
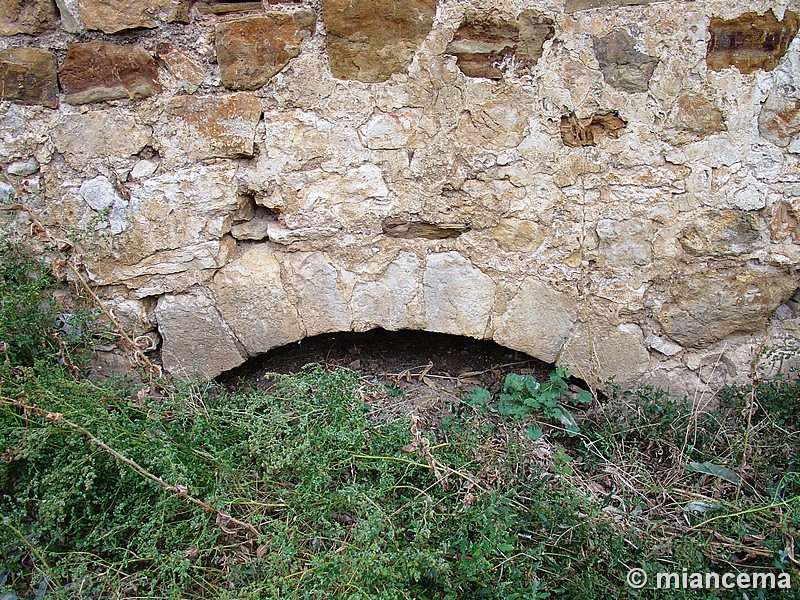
[2, 0, 800, 394]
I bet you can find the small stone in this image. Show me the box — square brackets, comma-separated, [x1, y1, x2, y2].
[679, 211, 761, 256]
[7, 156, 39, 177]
[158, 93, 263, 164]
[79, 175, 122, 211]
[645, 334, 682, 357]
[130, 159, 159, 180]
[566, 0, 660, 12]
[0, 0, 58, 35]
[230, 219, 271, 241]
[55, 0, 82, 32]
[445, 9, 554, 79]
[560, 111, 626, 147]
[491, 218, 543, 253]
[0, 182, 14, 204]
[0, 48, 58, 109]
[759, 91, 800, 149]
[707, 10, 799, 74]
[215, 11, 316, 91]
[664, 92, 726, 144]
[77, 0, 188, 33]
[322, 0, 437, 82]
[156, 42, 205, 92]
[60, 41, 161, 105]
[593, 30, 658, 93]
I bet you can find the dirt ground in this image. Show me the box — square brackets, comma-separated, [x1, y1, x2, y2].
[219, 329, 553, 416]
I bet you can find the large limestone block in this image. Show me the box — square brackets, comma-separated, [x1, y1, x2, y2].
[210, 246, 304, 356]
[0, 48, 58, 109]
[493, 278, 578, 363]
[423, 252, 495, 339]
[157, 93, 262, 165]
[321, 0, 437, 82]
[53, 109, 152, 170]
[0, 0, 57, 35]
[351, 252, 424, 331]
[679, 211, 762, 256]
[216, 11, 316, 90]
[559, 322, 650, 388]
[282, 252, 352, 336]
[77, 0, 188, 33]
[155, 288, 245, 380]
[656, 269, 797, 347]
[59, 42, 161, 105]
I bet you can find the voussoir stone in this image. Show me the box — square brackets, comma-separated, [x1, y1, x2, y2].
[0, 0, 57, 35]
[157, 93, 262, 164]
[321, 0, 437, 82]
[0, 48, 58, 108]
[210, 245, 304, 356]
[60, 42, 161, 105]
[77, 0, 188, 33]
[216, 10, 316, 90]
[656, 268, 797, 347]
[493, 277, 577, 363]
[155, 288, 246, 380]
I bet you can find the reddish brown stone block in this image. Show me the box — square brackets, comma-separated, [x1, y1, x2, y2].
[215, 10, 316, 90]
[707, 10, 799, 74]
[0, 0, 57, 35]
[322, 0, 437, 82]
[77, 0, 189, 33]
[0, 48, 58, 108]
[59, 42, 161, 105]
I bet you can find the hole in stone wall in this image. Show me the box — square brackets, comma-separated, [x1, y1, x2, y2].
[218, 329, 588, 406]
[230, 192, 280, 241]
[382, 217, 469, 239]
[559, 110, 626, 147]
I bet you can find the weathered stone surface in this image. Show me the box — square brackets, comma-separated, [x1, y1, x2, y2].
[158, 93, 262, 164]
[0, 48, 58, 109]
[445, 9, 554, 79]
[679, 211, 761, 256]
[79, 175, 123, 211]
[707, 10, 799, 74]
[55, 0, 82, 32]
[596, 219, 653, 267]
[560, 111, 626, 147]
[77, 0, 188, 33]
[664, 92, 726, 144]
[156, 42, 205, 93]
[60, 42, 161, 105]
[0, 0, 57, 35]
[593, 29, 658, 93]
[321, 0, 437, 82]
[382, 218, 466, 239]
[566, 0, 659, 12]
[457, 95, 530, 150]
[759, 90, 800, 149]
[493, 278, 577, 363]
[7, 156, 38, 176]
[559, 322, 650, 388]
[216, 11, 316, 91]
[52, 109, 151, 170]
[211, 246, 304, 356]
[656, 269, 797, 347]
[282, 252, 351, 336]
[358, 109, 421, 149]
[424, 252, 495, 339]
[491, 218, 543, 252]
[156, 288, 245, 380]
[352, 252, 424, 332]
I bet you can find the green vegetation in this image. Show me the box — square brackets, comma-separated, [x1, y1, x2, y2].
[0, 243, 798, 598]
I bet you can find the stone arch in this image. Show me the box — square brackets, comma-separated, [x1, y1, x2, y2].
[154, 245, 651, 388]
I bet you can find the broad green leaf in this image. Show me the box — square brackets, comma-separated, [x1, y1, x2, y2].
[469, 387, 491, 405]
[526, 425, 543, 441]
[686, 461, 741, 485]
